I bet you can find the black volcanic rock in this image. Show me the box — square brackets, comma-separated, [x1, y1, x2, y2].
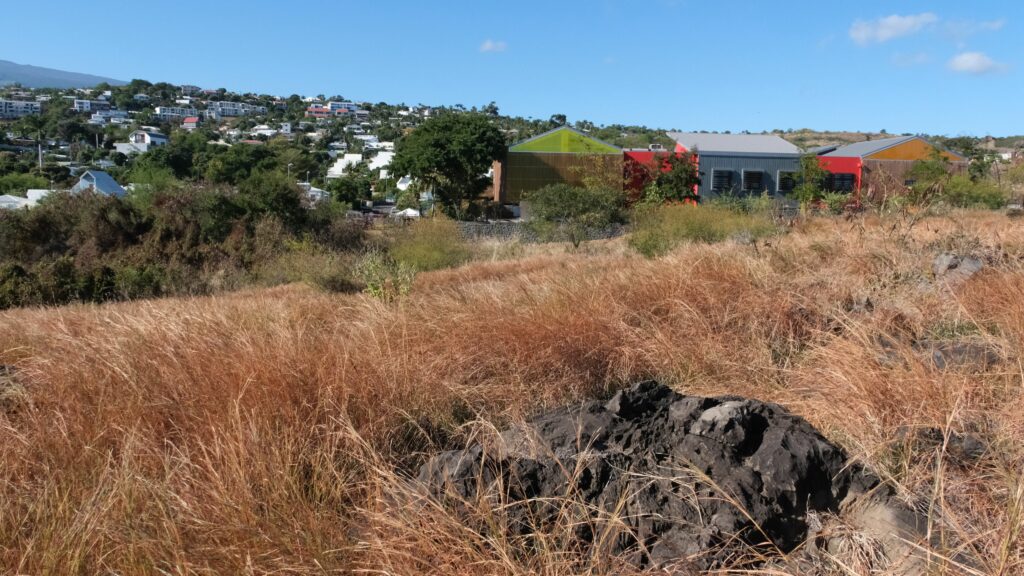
[419, 381, 891, 570]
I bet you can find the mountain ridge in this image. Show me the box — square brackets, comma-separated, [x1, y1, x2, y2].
[0, 59, 126, 89]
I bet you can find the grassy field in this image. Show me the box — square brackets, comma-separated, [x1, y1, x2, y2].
[1, 210, 1022, 574]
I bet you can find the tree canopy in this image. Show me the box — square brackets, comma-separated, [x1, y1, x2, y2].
[391, 113, 505, 218]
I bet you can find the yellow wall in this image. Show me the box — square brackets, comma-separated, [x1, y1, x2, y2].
[867, 138, 961, 162]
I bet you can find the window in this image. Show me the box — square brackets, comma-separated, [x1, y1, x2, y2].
[904, 179, 916, 187]
[742, 170, 764, 192]
[711, 169, 733, 192]
[824, 173, 856, 192]
[778, 171, 797, 193]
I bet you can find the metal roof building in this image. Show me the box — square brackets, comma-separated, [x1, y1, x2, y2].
[493, 126, 623, 204]
[666, 132, 802, 199]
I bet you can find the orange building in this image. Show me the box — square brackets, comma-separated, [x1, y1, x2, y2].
[820, 136, 967, 199]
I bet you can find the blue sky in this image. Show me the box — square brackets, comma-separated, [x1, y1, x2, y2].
[3, 1, 1020, 135]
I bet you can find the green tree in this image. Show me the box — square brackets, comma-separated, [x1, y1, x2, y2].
[391, 113, 505, 218]
[793, 154, 829, 203]
[651, 152, 701, 203]
[524, 184, 623, 248]
[236, 170, 306, 229]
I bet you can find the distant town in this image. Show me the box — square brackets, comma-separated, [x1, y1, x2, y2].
[2, 76, 1022, 214]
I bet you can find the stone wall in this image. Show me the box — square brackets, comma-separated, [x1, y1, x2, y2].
[456, 221, 627, 244]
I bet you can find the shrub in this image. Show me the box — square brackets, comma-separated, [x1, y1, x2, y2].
[524, 184, 624, 248]
[629, 204, 777, 258]
[941, 175, 1007, 209]
[390, 217, 470, 272]
[354, 249, 416, 301]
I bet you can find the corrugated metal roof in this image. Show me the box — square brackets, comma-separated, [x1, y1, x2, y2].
[667, 132, 800, 155]
[822, 136, 916, 158]
[79, 170, 126, 197]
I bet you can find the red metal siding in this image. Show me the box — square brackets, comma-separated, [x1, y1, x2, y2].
[818, 156, 863, 192]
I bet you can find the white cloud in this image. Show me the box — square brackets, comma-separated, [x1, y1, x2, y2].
[948, 51, 1004, 74]
[850, 13, 938, 45]
[479, 39, 508, 53]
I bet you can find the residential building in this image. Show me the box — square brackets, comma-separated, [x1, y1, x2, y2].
[369, 151, 395, 178]
[133, 94, 151, 102]
[0, 99, 42, 119]
[182, 116, 201, 131]
[666, 132, 802, 199]
[817, 136, 968, 199]
[493, 126, 623, 204]
[327, 153, 364, 179]
[88, 110, 130, 125]
[205, 101, 268, 120]
[0, 195, 31, 210]
[179, 84, 201, 96]
[115, 129, 169, 155]
[73, 99, 110, 113]
[154, 106, 200, 121]
[70, 171, 126, 197]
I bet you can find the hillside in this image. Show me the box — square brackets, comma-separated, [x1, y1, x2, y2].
[0, 59, 125, 89]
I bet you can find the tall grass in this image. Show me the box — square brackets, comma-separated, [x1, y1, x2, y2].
[390, 216, 471, 272]
[0, 210, 1021, 574]
[629, 203, 777, 257]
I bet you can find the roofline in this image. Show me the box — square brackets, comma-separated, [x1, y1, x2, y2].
[509, 125, 622, 152]
[690, 151, 803, 159]
[825, 135, 967, 161]
[825, 135, 915, 158]
[665, 131, 802, 155]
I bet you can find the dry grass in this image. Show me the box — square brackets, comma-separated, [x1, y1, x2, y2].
[0, 210, 1022, 574]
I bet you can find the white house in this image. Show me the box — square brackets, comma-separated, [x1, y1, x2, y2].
[182, 116, 201, 131]
[396, 175, 414, 192]
[88, 110, 130, 125]
[0, 195, 31, 210]
[0, 99, 42, 119]
[368, 151, 394, 176]
[326, 153, 364, 179]
[154, 106, 199, 121]
[115, 130, 169, 155]
[70, 171, 126, 197]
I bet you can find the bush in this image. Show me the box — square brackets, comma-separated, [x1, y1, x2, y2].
[390, 217, 470, 272]
[629, 204, 777, 258]
[941, 175, 1007, 209]
[354, 250, 416, 302]
[524, 184, 624, 248]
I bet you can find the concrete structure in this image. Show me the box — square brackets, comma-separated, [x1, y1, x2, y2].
[88, 110, 130, 125]
[115, 130, 169, 155]
[0, 99, 42, 119]
[72, 99, 110, 113]
[154, 106, 199, 121]
[205, 101, 268, 120]
[667, 132, 802, 199]
[70, 171, 126, 197]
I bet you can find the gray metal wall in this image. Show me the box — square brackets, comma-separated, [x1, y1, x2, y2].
[696, 153, 801, 200]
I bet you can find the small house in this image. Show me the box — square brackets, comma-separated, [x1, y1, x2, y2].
[70, 171, 126, 197]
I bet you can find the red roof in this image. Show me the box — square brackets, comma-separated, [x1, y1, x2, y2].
[182, 116, 200, 123]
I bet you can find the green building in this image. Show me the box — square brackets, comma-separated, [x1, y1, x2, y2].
[492, 126, 622, 204]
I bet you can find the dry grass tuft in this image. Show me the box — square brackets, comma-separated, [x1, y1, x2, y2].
[0, 210, 1022, 574]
